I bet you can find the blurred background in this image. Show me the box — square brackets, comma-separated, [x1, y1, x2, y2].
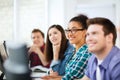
[0, 0, 120, 47]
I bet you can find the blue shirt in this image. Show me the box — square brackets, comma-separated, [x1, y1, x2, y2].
[85, 46, 120, 80]
[50, 41, 74, 76]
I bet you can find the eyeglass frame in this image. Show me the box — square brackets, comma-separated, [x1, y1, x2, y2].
[65, 28, 84, 34]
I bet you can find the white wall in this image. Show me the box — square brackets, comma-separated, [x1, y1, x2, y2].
[76, 0, 120, 26]
[0, 0, 13, 42]
[47, 0, 64, 27]
[0, 0, 47, 46]
[17, 0, 47, 45]
[0, 0, 120, 47]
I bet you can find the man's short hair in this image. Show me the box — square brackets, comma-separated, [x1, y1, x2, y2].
[32, 29, 44, 38]
[87, 17, 117, 45]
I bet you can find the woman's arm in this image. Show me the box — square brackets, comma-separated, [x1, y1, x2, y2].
[50, 43, 61, 72]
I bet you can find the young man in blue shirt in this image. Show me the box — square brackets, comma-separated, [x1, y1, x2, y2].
[81, 17, 120, 80]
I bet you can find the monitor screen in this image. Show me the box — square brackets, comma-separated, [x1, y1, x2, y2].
[5, 41, 29, 64]
[3, 41, 31, 80]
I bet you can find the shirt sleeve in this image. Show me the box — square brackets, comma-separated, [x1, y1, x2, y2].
[111, 61, 120, 80]
[50, 60, 61, 72]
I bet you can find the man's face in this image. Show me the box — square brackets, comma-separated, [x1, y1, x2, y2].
[31, 32, 44, 47]
[86, 24, 108, 54]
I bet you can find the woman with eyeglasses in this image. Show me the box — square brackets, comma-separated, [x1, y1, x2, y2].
[62, 14, 92, 80]
[41, 14, 92, 80]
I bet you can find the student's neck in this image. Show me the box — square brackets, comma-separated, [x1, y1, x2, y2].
[75, 40, 85, 51]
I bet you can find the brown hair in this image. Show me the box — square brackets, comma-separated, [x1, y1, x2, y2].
[87, 17, 117, 45]
[45, 24, 68, 62]
[32, 29, 44, 38]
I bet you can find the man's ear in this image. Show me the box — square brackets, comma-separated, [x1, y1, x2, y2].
[106, 33, 113, 43]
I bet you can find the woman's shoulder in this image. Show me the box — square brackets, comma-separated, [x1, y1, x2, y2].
[66, 42, 74, 50]
[64, 42, 74, 55]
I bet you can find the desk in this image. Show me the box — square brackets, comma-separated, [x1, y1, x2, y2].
[31, 72, 47, 77]
[31, 72, 48, 80]
[31, 72, 47, 80]
[31, 73, 47, 80]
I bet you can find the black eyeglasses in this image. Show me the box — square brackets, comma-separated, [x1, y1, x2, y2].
[65, 28, 84, 34]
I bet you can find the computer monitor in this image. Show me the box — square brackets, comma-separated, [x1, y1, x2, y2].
[3, 41, 31, 80]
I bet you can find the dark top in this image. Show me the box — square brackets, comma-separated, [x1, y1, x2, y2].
[29, 43, 50, 68]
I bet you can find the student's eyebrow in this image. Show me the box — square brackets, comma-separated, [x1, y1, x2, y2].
[67, 27, 79, 29]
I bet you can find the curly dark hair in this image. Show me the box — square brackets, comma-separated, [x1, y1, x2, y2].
[70, 14, 88, 30]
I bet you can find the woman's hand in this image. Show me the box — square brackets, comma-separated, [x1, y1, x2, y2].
[52, 42, 61, 60]
[41, 75, 62, 80]
[49, 70, 59, 76]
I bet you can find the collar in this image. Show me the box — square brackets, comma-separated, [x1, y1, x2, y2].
[100, 46, 117, 69]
